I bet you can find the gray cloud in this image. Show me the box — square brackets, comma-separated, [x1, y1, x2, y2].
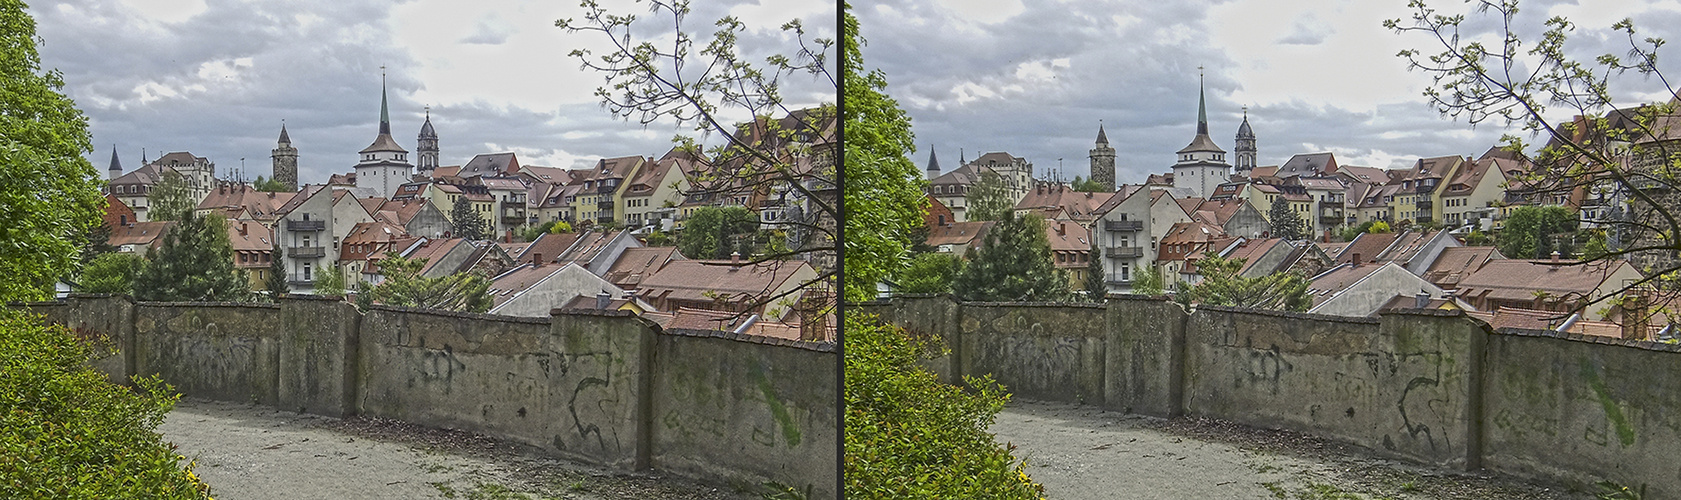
[36, 0, 833, 187]
[857, 0, 1681, 186]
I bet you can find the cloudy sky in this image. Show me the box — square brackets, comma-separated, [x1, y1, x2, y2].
[35, 0, 834, 186]
[856, 0, 1681, 185]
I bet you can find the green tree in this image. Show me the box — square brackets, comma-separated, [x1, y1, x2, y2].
[1388, 0, 1681, 311]
[1267, 196, 1305, 240]
[965, 170, 1014, 222]
[1497, 205, 1579, 259]
[0, 0, 106, 302]
[364, 253, 492, 313]
[76, 252, 146, 295]
[557, 0, 837, 316]
[1082, 241, 1106, 301]
[678, 206, 759, 260]
[1464, 229, 1491, 246]
[146, 170, 196, 222]
[644, 229, 671, 247]
[1175, 255, 1311, 311]
[134, 211, 248, 301]
[893, 252, 964, 295]
[313, 264, 346, 297]
[252, 175, 289, 192]
[449, 196, 488, 241]
[953, 211, 1070, 301]
[1071, 176, 1107, 192]
[840, 7, 928, 303]
[0, 309, 212, 498]
[263, 245, 288, 300]
[844, 314, 1042, 498]
[1133, 265, 1165, 295]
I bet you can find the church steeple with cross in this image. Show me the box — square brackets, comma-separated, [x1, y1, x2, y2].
[355, 67, 413, 198]
[1171, 68, 1230, 198]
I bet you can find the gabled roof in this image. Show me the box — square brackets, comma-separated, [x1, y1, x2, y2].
[1376, 229, 1446, 265]
[1336, 231, 1400, 265]
[196, 184, 294, 221]
[1457, 259, 1641, 303]
[1042, 220, 1092, 253]
[404, 238, 469, 275]
[110, 163, 175, 186]
[273, 185, 327, 217]
[109, 221, 175, 249]
[1220, 237, 1285, 274]
[925, 221, 994, 248]
[1421, 246, 1503, 290]
[637, 259, 815, 304]
[375, 199, 433, 226]
[604, 246, 681, 289]
[1014, 184, 1112, 221]
[517, 231, 584, 265]
[1306, 261, 1390, 307]
[224, 219, 274, 253]
[1335, 165, 1393, 186]
[1279, 152, 1337, 178]
[517, 165, 573, 185]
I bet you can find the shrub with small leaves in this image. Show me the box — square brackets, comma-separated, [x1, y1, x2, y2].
[0, 309, 210, 498]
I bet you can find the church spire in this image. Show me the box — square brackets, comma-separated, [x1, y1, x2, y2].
[107, 144, 121, 180]
[278, 121, 291, 144]
[1196, 69, 1208, 136]
[378, 70, 391, 136]
[1096, 122, 1109, 145]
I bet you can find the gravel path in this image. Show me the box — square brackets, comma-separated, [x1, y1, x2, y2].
[991, 399, 1593, 500]
[160, 398, 756, 500]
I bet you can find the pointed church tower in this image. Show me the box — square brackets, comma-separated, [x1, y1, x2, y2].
[417, 107, 439, 177]
[1089, 123, 1116, 191]
[925, 146, 941, 180]
[107, 145, 122, 180]
[355, 73, 412, 199]
[1171, 73, 1230, 198]
[272, 123, 298, 191]
[1234, 107, 1256, 176]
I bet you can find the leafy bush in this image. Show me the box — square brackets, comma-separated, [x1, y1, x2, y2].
[78, 252, 147, 295]
[0, 309, 210, 498]
[844, 314, 1042, 498]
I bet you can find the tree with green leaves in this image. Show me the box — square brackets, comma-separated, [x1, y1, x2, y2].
[839, 8, 928, 303]
[1132, 265, 1165, 295]
[678, 206, 759, 260]
[134, 210, 247, 302]
[76, 252, 146, 295]
[1071, 176, 1107, 193]
[954, 211, 1070, 301]
[363, 252, 491, 313]
[264, 245, 287, 300]
[146, 170, 196, 222]
[557, 0, 837, 318]
[254, 176, 289, 192]
[966, 170, 1015, 222]
[1267, 196, 1305, 240]
[449, 196, 488, 241]
[0, 0, 106, 302]
[1174, 255, 1310, 311]
[313, 264, 346, 297]
[844, 314, 1042, 498]
[893, 252, 965, 295]
[1388, 0, 1681, 313]
[1497, 205, 1579, 259]
[1082, 241, 1106, 301]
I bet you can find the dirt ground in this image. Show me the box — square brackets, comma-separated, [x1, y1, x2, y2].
[991, 399, 1599, 500]
[159, 398, 762, 500]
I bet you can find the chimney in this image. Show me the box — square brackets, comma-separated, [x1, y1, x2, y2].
[239, 222, 248, 236]
[532, 253, 543, 267]
[1350, 253, 1361, 267]
[1550, 250, 1561, 262]
[505, 229, 514, 243]
[596, 290, 612, 310]
[1056, 222, 1066, 236]
[1415, 291, 1429, 309]
[1622, 295, 1649, 340]
[731, 251, 741, 265]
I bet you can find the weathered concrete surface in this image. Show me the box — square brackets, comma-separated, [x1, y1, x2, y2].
[277, 296, 359, 416]
[651, 331, 837, 498]
[135, 303, 282, 405]
[869, 295, 1676, 495]
[1104, 296, 1185, 417]
[1185, 307, 1480, 469]
[1482, 329, 1681, 498]
[961, 303, 1106, 405]
[12, 297, 835, 498]
[19, 294, 134, 384]
[855, 294, 961, 381]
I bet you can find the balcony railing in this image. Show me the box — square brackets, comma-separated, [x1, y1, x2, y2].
[1105, 246, 1144, 259]
[1105, 278, 1134, 287]
[1415, 200, 1433, 209]
[288, 220, 325, 232]
[289, 246, 326, 258]
[1103, 220, 1143, 232]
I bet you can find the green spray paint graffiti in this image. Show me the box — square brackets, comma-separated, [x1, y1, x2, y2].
[1579, 359, 1635, 448]
[752, 362, 802, 447]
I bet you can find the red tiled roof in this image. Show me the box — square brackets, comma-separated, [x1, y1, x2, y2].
[1458, 259, 1641, 303]
[604, 246, 680, 290]
[1421, 246, 1502, 289]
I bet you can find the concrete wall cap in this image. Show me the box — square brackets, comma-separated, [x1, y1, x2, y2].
[662, 327, 837, 352]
